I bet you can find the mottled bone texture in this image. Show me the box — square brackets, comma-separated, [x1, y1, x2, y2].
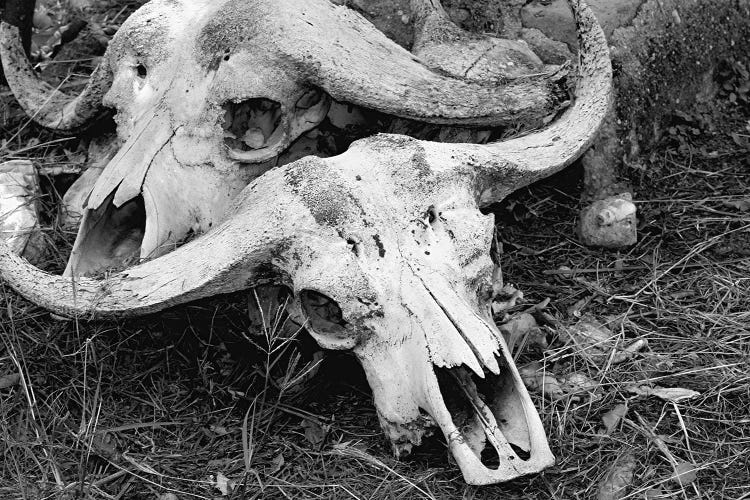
[0, 0, 611, 486]
[1, 0, 570, 277]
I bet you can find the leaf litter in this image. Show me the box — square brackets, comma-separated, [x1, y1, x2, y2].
[0, 1, 748, 498]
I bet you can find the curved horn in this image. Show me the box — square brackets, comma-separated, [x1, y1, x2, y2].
[0, 168, 299, 318]
[279, 0, 564, 127]
[440, 0, 613, 205]
[0, 6, 112, 131]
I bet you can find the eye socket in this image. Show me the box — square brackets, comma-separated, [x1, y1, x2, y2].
[135, 64, 147, 79]
[300, 290, 346, 335]
[222, 98, 282, 152]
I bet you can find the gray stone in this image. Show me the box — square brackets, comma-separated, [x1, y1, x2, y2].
[520, 27, 572, 64]
[578, 194, 637, 249]
[521, 0, 643, 48]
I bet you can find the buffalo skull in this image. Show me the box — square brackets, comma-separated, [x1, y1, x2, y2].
[0, 0, 564, 278]
[0, 0, 611, 484]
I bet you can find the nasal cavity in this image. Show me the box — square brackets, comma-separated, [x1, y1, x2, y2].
[300, 289, 346, 335]
[70, 194, 146, 277]
[222, 98, 282, 151]
[434, 363, 532, 468]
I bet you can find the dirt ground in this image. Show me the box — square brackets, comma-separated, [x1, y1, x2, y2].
[1, 1, 749, 499]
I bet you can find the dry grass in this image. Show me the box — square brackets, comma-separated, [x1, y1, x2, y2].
[2, 3, 750, 499]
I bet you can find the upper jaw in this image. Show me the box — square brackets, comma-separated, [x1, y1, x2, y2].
[64, 177, 236, 277]
[432, 358, 555, 485]
[355, 314, 554, 485]
[64, 191, 147, 277]
[64, 149, 251, 277]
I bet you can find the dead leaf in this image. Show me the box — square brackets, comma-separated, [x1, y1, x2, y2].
[498, 313, 546, 353]
[671, 460, 698, 486]
[301, 418, 329, 448]
[158, 494, 179, 500]
[721, 198, 750, 211]
[567, 297, 589, 318]
[0, 373, 20, 389]
[560, 372, 601, 400]
[627, 385, 700, 403]
[601, 404, 627, 434]
[214, 471, 235, 496]
[644, 487, 663, 499]
[611, 339, 648, 364]
[597, 452, 637, 500]
[559, 316, 639, 366]
[492, 285, 523, 314]
[519, 362, 564, 399]
[209, 424, 229, 436]
[731, 132, 750, 150]
[267, 452, 285, 475]
[122, 454, 159, 475]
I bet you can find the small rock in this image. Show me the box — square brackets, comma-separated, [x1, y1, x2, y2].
[578, 194, 637, 248]
[521, 0, 642, 48]
[33, 10, 54, 30]
[242, 128, 266, 149]
[520, 27, 573, 64]
[447, 8, 471, 24]
[556, 265, 573, 277]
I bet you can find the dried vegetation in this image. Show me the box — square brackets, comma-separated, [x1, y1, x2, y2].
[1, 0, 749, 499]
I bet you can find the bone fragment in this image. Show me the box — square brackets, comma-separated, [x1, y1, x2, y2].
[0, 160, 43, 263]
[61, 135, 119, 228]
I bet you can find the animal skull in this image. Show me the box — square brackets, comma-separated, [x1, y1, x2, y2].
[0, 0, 611, 484]
[1, 0, 566, 278]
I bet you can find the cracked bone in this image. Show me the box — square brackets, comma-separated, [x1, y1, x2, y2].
[2, 0, 569, 278]
[0, 0, 612, 484]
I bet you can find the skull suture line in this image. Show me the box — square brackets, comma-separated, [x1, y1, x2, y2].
[1, 0, 565, 278]
[0, 0, 612, 486]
